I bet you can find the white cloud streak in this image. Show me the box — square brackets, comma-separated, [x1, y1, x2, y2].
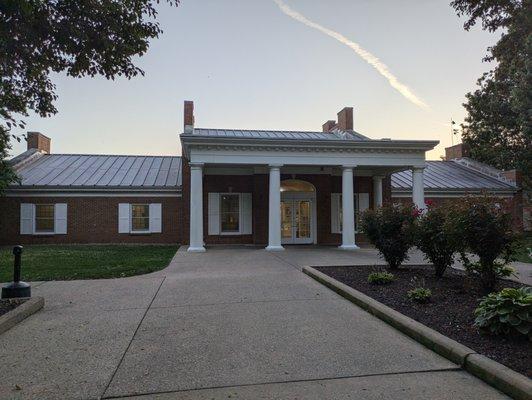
[273, 0, 429, 110]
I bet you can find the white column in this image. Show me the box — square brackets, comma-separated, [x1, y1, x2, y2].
[188, 163, 206, 252]
[266, 164, 284, 251]
[373, 175, 384, 208]
[412, 167, 425, 210]
[339, 165, 359, 250]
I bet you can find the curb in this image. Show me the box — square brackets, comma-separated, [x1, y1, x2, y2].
[303, 266, 532, 400]
[0, 296, 44, 336]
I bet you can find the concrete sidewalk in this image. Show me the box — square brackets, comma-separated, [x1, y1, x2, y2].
[0, 247, 511, 399]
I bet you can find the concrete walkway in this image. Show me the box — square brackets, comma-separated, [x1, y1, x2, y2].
[0, 247, 511, 399]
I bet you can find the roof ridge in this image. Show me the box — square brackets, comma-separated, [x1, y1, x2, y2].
[194, 127, 350, 134]
[449, 160, 515, 187]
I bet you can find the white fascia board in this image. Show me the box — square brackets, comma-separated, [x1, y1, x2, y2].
[181, 136, 439, 152]
[5, 188, 181, 197]
[189, 148, 427, 168]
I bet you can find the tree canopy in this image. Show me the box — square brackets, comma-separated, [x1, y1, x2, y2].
[0, 0, 178, 191]
[450, 0, 531, 190]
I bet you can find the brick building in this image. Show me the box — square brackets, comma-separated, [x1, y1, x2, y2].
[0, 102, 525, 249]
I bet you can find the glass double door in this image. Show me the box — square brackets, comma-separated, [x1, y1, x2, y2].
[281, 198, 313, 244]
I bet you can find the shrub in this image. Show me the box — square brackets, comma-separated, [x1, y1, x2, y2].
[474, 287, 532, 338]
[360, 204, 417, 269]
[450, 196, 516, 292]
[415, 204, 460, 278]
[368, 271, 394, 285]
[407, 287, 432, 303]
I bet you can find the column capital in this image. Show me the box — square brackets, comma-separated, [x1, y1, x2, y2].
[412, 166, 425, 172]
[189, 162, 204, 169]
[341, 164, 357, 170]
[373, 175, 385, 180]
[268, 164, 283, 169]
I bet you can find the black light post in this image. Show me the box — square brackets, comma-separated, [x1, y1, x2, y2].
[2, 245, 31, 299]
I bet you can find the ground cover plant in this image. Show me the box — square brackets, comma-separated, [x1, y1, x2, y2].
[367, 271, 394, 285]
[0, 245, 178, 281]
[474, 287, 531, 339]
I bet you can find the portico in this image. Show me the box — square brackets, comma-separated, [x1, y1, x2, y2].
[180, 102, 436, 252]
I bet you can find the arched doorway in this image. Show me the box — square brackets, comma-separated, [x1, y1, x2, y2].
[280, 179, 317, 244]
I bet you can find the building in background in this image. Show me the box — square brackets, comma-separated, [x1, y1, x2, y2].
[0, 102, 526, 249]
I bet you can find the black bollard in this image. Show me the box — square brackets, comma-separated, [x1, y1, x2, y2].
[2, 245, 31, 299]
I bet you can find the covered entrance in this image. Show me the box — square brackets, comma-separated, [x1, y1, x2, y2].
[280, 180, 316, 245]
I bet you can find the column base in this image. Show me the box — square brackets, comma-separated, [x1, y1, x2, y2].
[265, 245, 285, 252]
[187, 246, 206, 253]
[338, 244, 360, 251]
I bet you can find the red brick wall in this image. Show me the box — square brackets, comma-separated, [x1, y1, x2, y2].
[194, 173, 378, 246]
[0, 196, 182, 245]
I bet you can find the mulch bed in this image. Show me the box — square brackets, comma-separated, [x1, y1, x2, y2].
[316, 265, 531, 377]
[0, 298, 28, 318]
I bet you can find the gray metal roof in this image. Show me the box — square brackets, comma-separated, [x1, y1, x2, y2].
[392, 161, 515, 191]
[13, 154, 182, 189]
[190, 128, 370, 141]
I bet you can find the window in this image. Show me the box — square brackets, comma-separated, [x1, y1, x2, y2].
[220, 194, 240, 233]
[131, 204, 150, 232]
[35, 204, 55, 233]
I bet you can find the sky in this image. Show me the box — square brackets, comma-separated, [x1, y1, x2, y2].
[9, 0, 500, 160]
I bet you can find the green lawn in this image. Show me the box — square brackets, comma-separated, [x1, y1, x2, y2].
[0, 244, 178, 281]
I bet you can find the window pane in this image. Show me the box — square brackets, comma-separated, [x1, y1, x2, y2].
[36, 204, 54, 219]
[220, 195, 239, 232]
[36, 217, 54, 232]
[132, 205, 149, 218]
[221, 195, 239, 212]
[35, 204, 55, 232]
[131, 205, 149, 231]
[132, 217, 150, 231]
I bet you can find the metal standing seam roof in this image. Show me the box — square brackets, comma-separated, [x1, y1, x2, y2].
[13, 154, 182, 189]
[391, 161, 516, 191]
[188, 128, 371, 141]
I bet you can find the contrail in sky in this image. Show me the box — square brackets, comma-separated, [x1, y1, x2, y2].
[273, 0, 430, 110]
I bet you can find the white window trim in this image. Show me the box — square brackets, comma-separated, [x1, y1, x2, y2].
[34, 203, 56, 235]
[219, 193, 242, 235]
[130, 204, 151, 234]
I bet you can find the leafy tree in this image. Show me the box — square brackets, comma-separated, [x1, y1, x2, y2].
[450, 0, 531, 192]
[0, 0, 179, 192]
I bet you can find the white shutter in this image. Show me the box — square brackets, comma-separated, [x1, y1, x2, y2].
[20, 203, 34, 235]
[149, 203, 162, 233]
[118, 203, 130, 233]
[358, 193, 370, 213]
[331, 193, 341, 233]
[208, 193, 220, 235]
[241, 193, 252, 235]
[54, 203, 67, 234]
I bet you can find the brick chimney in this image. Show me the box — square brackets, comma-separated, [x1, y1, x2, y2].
[184, 100, 194, 134]
[322, 120, 337, 132]
[27, 131, 51, 153]
[337, 107, 353, 131]
[501, 170, 522, 186]
[445, 143, 470, 160]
